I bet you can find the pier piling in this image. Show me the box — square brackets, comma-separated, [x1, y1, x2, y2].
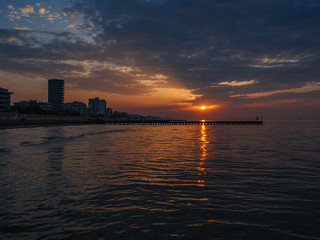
[99, 120, 263, 125]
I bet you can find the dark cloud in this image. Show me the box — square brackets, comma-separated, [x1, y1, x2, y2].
[1, 0, 320, 119]
[70, 0, 320, 91]
[0, 29, 156, 95]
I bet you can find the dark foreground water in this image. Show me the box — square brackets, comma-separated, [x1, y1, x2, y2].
[0, 121, 319, 240]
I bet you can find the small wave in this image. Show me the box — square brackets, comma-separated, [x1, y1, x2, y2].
[1, 129, 128, 150]
[0, 147, 12, 153]
[0, 225, 27, 233]
[20, 141, 33, 145]
[19, 129, 128, 148]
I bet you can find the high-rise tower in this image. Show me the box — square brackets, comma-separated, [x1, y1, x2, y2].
[48, 79, 64, 112]
[0, 87, 13, 112]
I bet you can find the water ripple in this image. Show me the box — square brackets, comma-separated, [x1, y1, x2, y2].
[0, 123, 319, 239]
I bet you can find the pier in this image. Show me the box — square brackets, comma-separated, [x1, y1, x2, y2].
[0, 119, 263, 129]
[101, 120, 263, 125]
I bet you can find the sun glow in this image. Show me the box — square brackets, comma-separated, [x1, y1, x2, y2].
[200, 106, 206, 110]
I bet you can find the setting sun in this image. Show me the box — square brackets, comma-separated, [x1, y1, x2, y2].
[200, 106, 207, 110]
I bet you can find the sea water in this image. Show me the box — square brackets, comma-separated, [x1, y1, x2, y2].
[0, 121, 319, 239]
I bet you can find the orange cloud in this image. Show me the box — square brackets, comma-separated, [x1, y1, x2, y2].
[231, 82, 320, 98]
[218, 80, 257, 86]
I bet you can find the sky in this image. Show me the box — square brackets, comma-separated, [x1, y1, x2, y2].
[0, 0, 320, 120]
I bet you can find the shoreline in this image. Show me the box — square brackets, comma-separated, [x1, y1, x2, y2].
[0, 120, 97, 130]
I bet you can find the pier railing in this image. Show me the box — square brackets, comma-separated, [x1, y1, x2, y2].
[101, 120, 263, 125]
[0, 119, 263, 129]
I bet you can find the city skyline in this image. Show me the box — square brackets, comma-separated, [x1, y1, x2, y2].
[1, 0, 320, 120]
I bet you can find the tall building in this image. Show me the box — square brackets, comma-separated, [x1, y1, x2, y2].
[0, 87, 13, 112]
[48, 79, 64, 111]
[88, 97, 106, 115]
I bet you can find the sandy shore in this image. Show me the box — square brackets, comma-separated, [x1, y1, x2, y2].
[0, 120, 99, 130]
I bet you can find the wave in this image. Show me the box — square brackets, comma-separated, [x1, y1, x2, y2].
[39, 129, 128, 146]
[2, 129, 128, 150]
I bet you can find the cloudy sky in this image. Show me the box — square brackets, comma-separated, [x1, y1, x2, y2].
[1, 0, 320, 120]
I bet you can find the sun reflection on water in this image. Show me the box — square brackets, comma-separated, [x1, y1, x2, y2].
[200, 124, 209, 162]
[197, 124, 209, 187]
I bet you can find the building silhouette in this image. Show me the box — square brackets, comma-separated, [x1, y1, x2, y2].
[14, 100, 53, 113]
[0, 87, 13, 112]
[48, 79, 64, 112]
[63, 101, 87, 116]
[88, 97, 106, 115]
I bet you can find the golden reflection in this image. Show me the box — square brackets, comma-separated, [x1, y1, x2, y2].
[200, 125, 208, 161]
[197, 124, 209, 187]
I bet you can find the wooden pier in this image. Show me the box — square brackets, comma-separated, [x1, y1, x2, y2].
[0, 119, 263, 129]
[101, 120, 263, 125]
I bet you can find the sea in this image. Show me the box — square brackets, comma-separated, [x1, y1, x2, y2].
[0, 121, 319, 240]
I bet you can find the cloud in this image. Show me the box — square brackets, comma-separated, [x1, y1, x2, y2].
[6, 3, 63, 24]
[66, 24, 77, 31]
[38, 8, 49, 16]
[150, 74, 169, 80]
[0, 28, 196, 98]
[46, 12, 61, 22]
[0, 29, 34, 45]
[19, 5, 35, 17]
[1, 0, 320, 119]
[12, 27, 31, 31]
[63, 9, 79, 20]
[231, 82, 320, 98]
[69, 1, 320, 89]
[218, 80, 257, 87]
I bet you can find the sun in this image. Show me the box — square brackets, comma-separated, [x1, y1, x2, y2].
[200, 106, 206, 110]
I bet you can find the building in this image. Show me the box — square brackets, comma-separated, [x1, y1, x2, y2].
[88, 97, 106, 115]
[106, 108, 113, 119]
[63, 101, 87, 116]
[38, 102, 53, 112]
[13, 100, 53, 113]
[14, 100, 52, 110]
[48, 79, 64, 112]
[0, 87, 13, 112]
